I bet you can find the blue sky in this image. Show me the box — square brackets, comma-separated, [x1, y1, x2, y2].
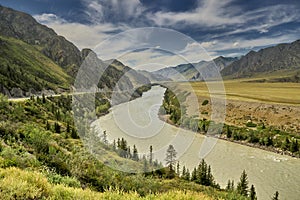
[1, 0, 300, 69]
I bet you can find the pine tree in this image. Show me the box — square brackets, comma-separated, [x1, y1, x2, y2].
[272, 191, 279, 200]
[46, 121, 50, 130]
[117, 138, 121, 148]
[185, 168, 190, 181]
[102, 130, 108, 144]
[149, 145, 153, 164]
[42, 93, 46, 103]
[118, 138, 128, 157]
[249, 184, 257, 200]
[191, 167, 197, 181]
[226, 180, 232, 191]
[207, 165, 215, 186]
[237, 170, 249, 196]
[182, 166, 186, 178]
[182, 166, 190, 181]
[196, 159, 208, 185]
[120, 138, 127, 150]
[127, 146, 131, 158]
[36, 96, 40, 103]
[132, 145, 139, 161]
[165, 144, 177, 172]
[143, 157, 148, 173]
[113, 139, 116, 151]
[226, 179, 235, 191]
[54, 122, 61, 133]
[66, 123, 70, 133]
[176, 161, 180, 175]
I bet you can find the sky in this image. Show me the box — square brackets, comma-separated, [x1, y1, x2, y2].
[1, 0, 300, 70]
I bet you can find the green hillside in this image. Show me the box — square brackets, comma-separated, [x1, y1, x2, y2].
[0, 5, 82, 77]
[0, 36, 71, 95]
[0, 94, 250, 200]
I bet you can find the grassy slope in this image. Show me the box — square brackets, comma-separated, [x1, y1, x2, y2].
[0, 167, 216, 200]
[0, 94, 247, 200]
[0, 36, 71, 92]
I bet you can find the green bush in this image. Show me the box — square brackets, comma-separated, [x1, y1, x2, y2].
[46, 170, 81, 188]
[245, 121, 257, 127]
[202, 99, 209, 106]
[0, 94, 8, 110]
[24, 125, 50, 153]
[0, 167, 50, 199]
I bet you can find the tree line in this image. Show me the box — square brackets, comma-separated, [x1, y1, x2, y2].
[99, 131, 281, 200]
[160, 89, 300, 157]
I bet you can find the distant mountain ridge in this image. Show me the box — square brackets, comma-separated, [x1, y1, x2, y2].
[221, 40, 300, 78]
[153, 39, 300, 81]
[153, 56, 237, 81]
[1, 5, 300, 98]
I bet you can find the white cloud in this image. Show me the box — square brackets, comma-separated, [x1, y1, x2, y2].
[148, 0, 242, 27]
[86, 1, 104, 20]
[200, 41, 217, 48]
[179, 42, 212, 61]
[81, 0, 145, 24]
[148, 0, 300, 39]
[110, 41, 216, 71]
[233, 42, 239, 47]
[34, 13, 65, 24]
[33, 1, 300, 71]
[93, 28, 154, 61]
[115, 49, 191, 71]
[202, 33, 300, 58]
[90, 28, 217, 70]
[209, 5, 300, 39]
[34, 13, 130, 50]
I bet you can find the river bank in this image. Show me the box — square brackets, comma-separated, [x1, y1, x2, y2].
[94, 86, 300, 199]
[158, 113, 299, 159]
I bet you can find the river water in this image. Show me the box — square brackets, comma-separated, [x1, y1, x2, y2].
[93, 86, 300, 200]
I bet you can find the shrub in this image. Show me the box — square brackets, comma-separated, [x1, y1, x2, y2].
[25, 126, 50, 153]
[0, 146, 39, 168]
[0, 167, 50, 199]
[46, 170, 81, 188]
[246, 121, 257, 127]
[202, 100, 209, 106]
[0, 94, 8, 110]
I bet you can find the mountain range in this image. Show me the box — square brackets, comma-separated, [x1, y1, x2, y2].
[155, 40, 300, 82]
[153, 56, 238, 81]
[0, 5, 159, 98]
[221, 40, 300, 79]
[0, 5, 300, 98]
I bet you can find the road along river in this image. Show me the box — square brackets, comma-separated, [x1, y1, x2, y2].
[93, 86, 300, 200]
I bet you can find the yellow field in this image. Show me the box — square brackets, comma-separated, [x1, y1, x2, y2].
[177, 80, 300, 106]
[167, 80, 300, 132]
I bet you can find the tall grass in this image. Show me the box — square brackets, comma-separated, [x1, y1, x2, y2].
[0, 167, 218, 200]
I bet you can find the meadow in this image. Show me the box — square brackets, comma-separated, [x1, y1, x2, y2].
[178, 80, 300, 105]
